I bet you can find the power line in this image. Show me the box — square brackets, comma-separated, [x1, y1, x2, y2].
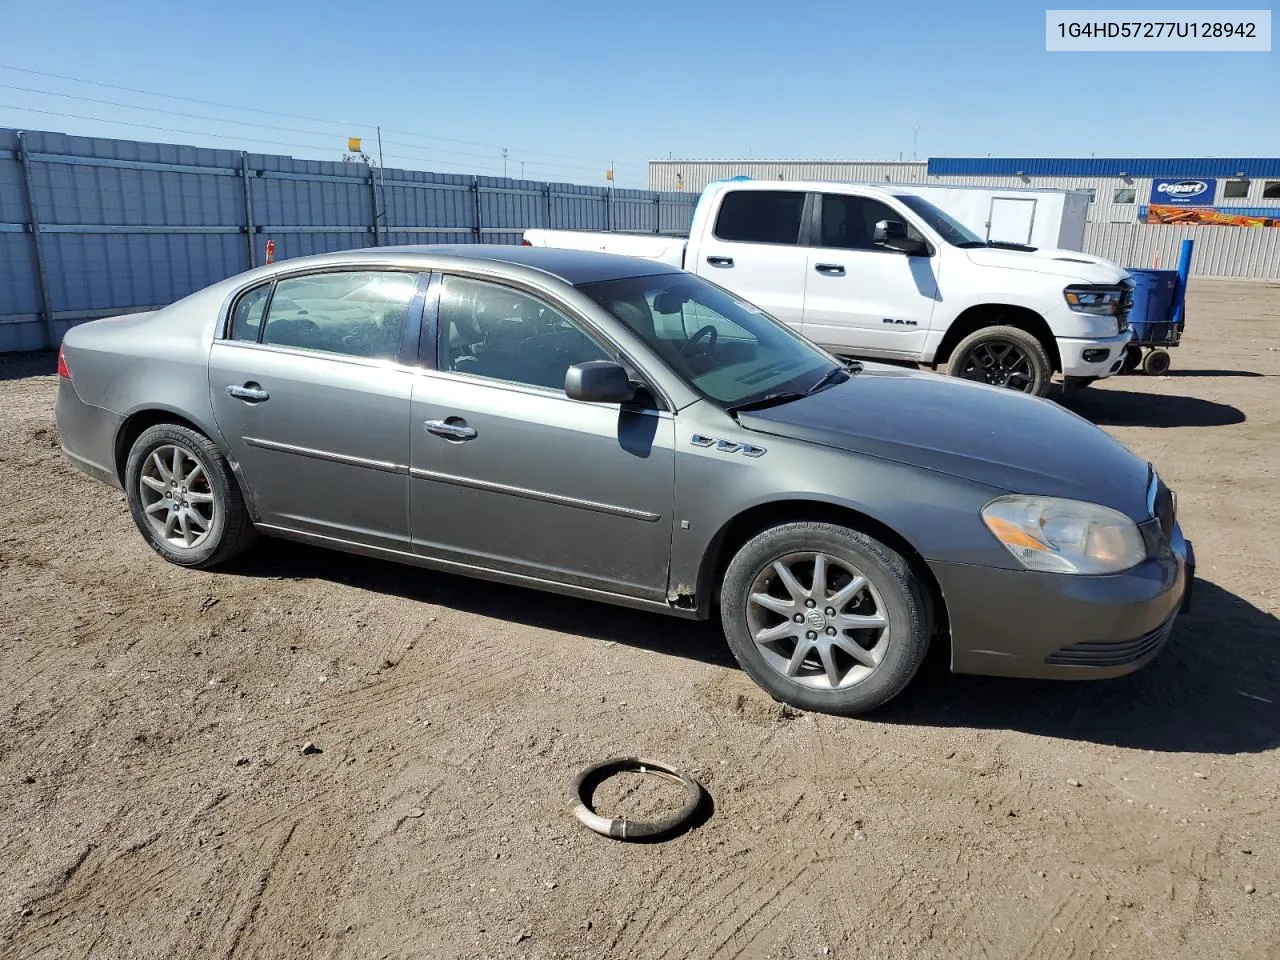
[0, 63, 646, 173]
[0, 81, 620, 176]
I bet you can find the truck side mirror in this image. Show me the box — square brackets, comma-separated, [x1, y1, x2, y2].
[565, 360, 637, 404]
[873, 219, 927, 256]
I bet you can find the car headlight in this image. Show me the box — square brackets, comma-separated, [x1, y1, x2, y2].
[981, 496, 1145, 574]
[1063, 284, 1123, 316]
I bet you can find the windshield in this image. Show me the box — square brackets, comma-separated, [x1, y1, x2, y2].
[893, 194, 985, 247]
[578, 272, 840, 407]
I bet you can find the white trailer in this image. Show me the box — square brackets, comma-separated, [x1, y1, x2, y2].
[893, 183, 1091, 251]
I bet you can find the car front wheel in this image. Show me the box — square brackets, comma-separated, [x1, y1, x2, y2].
[124, 423, 256, 568]
[946, 325, 1052, 397]
[719, 522, 932, 716]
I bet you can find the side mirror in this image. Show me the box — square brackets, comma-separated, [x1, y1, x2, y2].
[565, 360, 637, 404]
[873, 219, 927, 256]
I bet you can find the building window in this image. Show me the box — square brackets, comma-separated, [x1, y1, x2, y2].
[1083, 188, 1097, 203]
[1113, 188, 1136, 204]
[1224, 179, 1251, 199]
[1263, 181, 1280, 199]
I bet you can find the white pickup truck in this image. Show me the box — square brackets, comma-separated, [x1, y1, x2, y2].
[523, 179, 1135, 396]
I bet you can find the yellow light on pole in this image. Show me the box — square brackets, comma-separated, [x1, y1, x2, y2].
[605, 167, 614, 182]
[347, 137, 363, 153]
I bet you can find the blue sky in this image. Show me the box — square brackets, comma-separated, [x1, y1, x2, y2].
[0, 0, 1275, 188]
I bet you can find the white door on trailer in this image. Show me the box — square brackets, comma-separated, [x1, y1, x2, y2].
[987, 198, 1037, 245]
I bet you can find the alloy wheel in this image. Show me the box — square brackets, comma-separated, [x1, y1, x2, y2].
[955, 340, 1036, 392]
[745, 552, 890, 690]
[138, 444, 216, 549]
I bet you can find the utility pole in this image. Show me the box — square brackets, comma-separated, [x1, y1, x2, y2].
[502, 147, 508, 178]
[520, 161, 525, 179]
[912, 125, 919, 161]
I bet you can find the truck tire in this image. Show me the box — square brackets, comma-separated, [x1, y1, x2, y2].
[946, 325, 1053, 397]
[719, 522, 932, 716]
[125, 423, 256, 569]
[1121, 343, 1143, 374]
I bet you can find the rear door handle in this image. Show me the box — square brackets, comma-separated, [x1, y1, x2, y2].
[706, 255, 734, 267]
[815, 263, 845, 276]
[226, 383, 269, 403]
[424, 419, 477, 441]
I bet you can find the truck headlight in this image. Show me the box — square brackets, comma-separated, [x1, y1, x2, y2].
[981, 496, 1145, 575]
[1063, 284, 1123, 316]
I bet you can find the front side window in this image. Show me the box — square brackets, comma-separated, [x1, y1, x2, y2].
[580, 272, 838, 407]
[819, 194, 924, 251]
[438, 275, 610, 392]
[712, 190, 805, 245]
[1224, 179, 1251, 198]
[229, 284, 271, 341]
[260, 271, 417, 360]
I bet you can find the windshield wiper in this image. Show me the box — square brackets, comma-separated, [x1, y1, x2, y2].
[954, 240, 987, 248]
[807, 365, 848, 395]
[726, 391, 807, 415]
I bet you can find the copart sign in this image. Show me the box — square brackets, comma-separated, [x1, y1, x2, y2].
[1149, 178, 1217, 205]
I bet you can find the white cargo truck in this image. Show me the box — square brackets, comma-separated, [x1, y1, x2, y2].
[896, 183, 1091, 251]
[524, 178, 1132, 395]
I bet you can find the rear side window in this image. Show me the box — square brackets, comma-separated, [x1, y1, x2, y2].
[229, 284, 271, 342]
[261, 271, 418, 360]
[713, 190, 805, 245]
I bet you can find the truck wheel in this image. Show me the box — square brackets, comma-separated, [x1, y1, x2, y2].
[125, 423, 256, 569]
[946, 325, 1052, 397]
[1121, 343, 1143, 374]
[1142, 349, 1171, 376]
[719, 522, 932, 716]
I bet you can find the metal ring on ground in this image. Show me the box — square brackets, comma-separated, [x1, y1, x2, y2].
[571, 757, 704, 841]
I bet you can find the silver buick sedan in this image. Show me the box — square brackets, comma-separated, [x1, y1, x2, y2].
[55, 245, 1193, 715]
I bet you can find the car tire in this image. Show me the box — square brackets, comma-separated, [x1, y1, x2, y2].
[125, 423, 256, 569]
[1121, 343, 1143, 374]
[946, 325, 1053, 397]
[719, 522, 932, 716]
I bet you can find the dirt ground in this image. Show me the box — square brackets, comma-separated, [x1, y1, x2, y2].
[2, 279, 1278, 960]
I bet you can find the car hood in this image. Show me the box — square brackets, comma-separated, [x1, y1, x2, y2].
[737, 365, 1152, 519]
[965, 245, 1129, 284]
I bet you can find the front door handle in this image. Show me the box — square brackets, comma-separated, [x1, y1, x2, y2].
[814, 263, 845, 276]
[424, 419, 477, 441]
[706, 255, 734, 267]
[226, 383, 269, 403]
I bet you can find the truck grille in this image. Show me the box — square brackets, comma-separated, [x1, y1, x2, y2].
[1116, 278, 1135, 331]
[1045, 616, 1175, 667]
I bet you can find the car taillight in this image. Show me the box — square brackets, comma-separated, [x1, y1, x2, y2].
[56, 345, 71, 379]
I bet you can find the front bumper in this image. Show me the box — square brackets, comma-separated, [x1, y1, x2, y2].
[1057, 330, 1133, 379]
[934, 526, 1192, 680]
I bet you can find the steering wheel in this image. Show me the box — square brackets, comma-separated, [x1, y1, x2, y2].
[679, 324, 718, 358]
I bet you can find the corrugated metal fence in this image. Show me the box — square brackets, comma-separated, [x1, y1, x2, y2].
[1084, 221, 1280, 280]
[0, 128, 698, 353]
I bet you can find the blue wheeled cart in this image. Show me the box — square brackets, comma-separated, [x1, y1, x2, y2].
[1122, 238, 1193, 376]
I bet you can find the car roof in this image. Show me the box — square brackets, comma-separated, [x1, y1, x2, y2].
[292, 244, 679, 286]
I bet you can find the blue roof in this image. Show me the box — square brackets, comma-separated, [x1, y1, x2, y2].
[927, 157, 1280, 178]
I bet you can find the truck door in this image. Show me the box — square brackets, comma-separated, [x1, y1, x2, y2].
[801, 193, 938, 358]
[693, 189, 810, 331]
[987, 197, 1037, 245]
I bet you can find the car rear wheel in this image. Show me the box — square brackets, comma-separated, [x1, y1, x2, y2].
[719, 522, 932, 716]
[946, 325, 1052, 397]
[125, 424, 255, 568]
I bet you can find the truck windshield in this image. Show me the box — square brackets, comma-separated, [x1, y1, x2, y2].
[578, 272, 842, 408]
[893, 194, 985, 247]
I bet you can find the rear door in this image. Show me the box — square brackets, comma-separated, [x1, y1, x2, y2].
[208, 269, 425, 549]
[801, 192, 939, 358]
[693, 189, 810, 330]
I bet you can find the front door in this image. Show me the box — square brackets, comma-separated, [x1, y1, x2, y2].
[208, 269, 423, 549]
[409, 274, 675, 600]
[801, 192, 940, 358]
[693, 188, 811, 330]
